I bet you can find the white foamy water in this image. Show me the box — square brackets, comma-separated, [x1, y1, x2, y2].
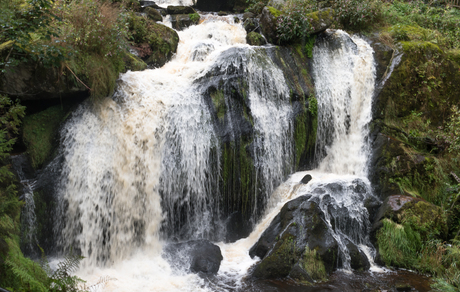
[313, 31, 376, 177]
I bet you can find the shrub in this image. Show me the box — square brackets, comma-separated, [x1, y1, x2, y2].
[276, 0, 317, 44]
[333, 0, 383, 30]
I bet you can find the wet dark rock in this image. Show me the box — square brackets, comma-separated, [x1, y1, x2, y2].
[145, 6, 163, 22]
[395, 282, 412, 291]
[225, 211, 252, 242]
[218, 11, 228, 16]
[163, 240, 223, 275]
[195, 0, 246, 12]
[166, 5, 196, 14]
[300, 174, 312, 184]
[246, 32, 266, 46]
[249, 195, 338, 282]
[345, 239, 370, 271]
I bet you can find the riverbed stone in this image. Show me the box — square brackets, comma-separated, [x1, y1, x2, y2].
[145, 6, 163, 22]
[163, 240, 223, 275]
[170, 14, 200, 30]
[246, 32, 266, 46]
[166, 5, 196, 14]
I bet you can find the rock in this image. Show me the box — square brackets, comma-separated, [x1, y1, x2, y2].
[145, 6, 162, 22]
[163, 240, 223, 274]
[246, 32, 266, 46]
[249, 195, 338, 282]
[195, 0, 236, 12]
[170, 13, 200, 30]
[123, 52, 147, 72]
[242, 12, 255, 21]
[225, 211, 252, 243]
[139, 0, 161, 9]
[166, 5, 196, 14]
[1, 64, 88, 101]
[260, 6, 280, 44]
[300, 174, 312, 184]
[346, 239, 370, 271]
[218, 11, 228, 16]
[306, 8, 334, 35]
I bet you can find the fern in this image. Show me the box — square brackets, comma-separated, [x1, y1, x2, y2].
[5, 258, 48, 292]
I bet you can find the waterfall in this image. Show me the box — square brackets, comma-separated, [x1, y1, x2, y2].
[24, 3, 382, 288]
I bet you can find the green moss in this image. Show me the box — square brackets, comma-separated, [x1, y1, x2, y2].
[246, 32, 266, 46]
[22, 106, 67, 169]
[447, 49, 460, 65]
[267, 6, 281, 18]
[300, 247, 327, 282]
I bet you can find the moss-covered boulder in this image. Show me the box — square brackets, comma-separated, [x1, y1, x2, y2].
[22, 105, 67, 169]
[260, 6, 281, 44]
[306, 8, 334, 35]
[170, 13, 201, 31]
[145, 6, 162, 22]
[249, 195, 339, 283]
[195, 0, 246, 12]
[246, 32, 267, 46]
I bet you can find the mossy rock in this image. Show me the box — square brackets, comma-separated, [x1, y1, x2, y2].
[22, 105, 67, 169]
[145, 6, 162, 22]
[260, 6, 280, 44]
[307, 8, 334, 35]
[246, 32, 266, 46]
[123, 52, 147, 72]
[170, 13, 200, 31]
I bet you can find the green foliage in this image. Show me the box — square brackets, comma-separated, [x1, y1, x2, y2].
[383, 0, 460, 49]
[377, 218, 421, 267]
[0, 0, 66, 71]
[189, 13, 200, 23]
[438, 105, 460, 153]
[245, 0, 269, 14]
[304, 35, 316, 58]
[276, 0, 317, 44]
[332, 0, 383, 30]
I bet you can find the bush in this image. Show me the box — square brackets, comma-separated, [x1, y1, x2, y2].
[333, 0, 383, 30]
[276, 0, 317, 44]
[383, 0, 460, 49]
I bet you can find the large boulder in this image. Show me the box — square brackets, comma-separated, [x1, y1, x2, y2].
[163, 240, 223, 274]
[260, 6, 281, 44]
[249, 195, 339, 282]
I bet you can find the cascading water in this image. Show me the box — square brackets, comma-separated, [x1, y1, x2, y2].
[32, 4, 382, 290]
